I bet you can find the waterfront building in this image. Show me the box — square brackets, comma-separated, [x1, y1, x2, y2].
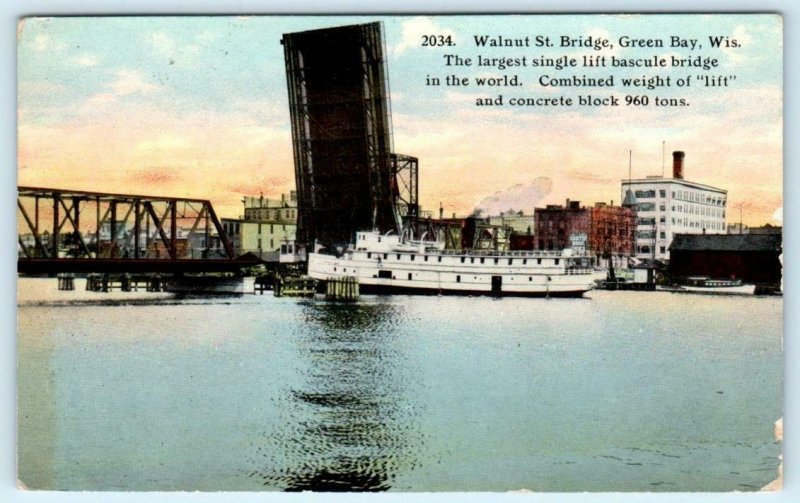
[621, 151, 727, 261]
[222, 191, 298, 261]
[669, 233, 782, 285]
[533, 199, 635, 268]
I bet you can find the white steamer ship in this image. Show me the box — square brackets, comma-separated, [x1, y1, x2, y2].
[307, 231, 597, 297]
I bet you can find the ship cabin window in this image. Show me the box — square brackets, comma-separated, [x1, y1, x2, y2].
[471, 258, 475, 263]
[378, 237, 381, 243]
[555, 259, 560, 265]
[408, 273, 412, 280]
[367, 252, 372, 259]
[424, 256, 429, 262]
[537, 258, 542, 265]
[397, 254, 401, 260]
[480, 258, 485, 264]
[378, 270, 392, 279]
[523, 259, 527, 265]
[333, 267, 337, 272]
[438, 256, 442, 263]
[456, 275, 461, 283]
[508, 258, 513, 265]
[461, 257, 465, 263]
[411, 255, 415, 261]
[383, 253, 388, 259]
[529, 277, 532, 281]
[494, 258, 499, 264]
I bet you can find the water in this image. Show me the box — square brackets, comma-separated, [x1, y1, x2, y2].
[17, 278, 782, 491]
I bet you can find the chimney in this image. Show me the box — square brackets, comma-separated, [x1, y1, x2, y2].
[672, 151, 685, 179]
[439, 202, 443, 220]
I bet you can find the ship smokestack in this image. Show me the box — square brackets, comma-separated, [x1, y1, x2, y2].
[672, 151, 685, 179]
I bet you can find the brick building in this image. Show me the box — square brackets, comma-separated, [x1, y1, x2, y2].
[534, 200, 636, 267]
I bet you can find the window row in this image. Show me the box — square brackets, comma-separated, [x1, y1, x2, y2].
[671, 190, 726, 206]
[366, 252, 559, 266]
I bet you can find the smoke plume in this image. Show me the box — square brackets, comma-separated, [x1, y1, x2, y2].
[473, 177, 552, 216]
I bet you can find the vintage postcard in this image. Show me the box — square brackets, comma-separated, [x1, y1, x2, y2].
[16, 14, 782, 492]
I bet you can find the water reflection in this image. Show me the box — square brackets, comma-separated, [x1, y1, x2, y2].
[253, 301, 421, 491]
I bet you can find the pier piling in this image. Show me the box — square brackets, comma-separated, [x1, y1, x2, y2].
[325, 276, 359, 301]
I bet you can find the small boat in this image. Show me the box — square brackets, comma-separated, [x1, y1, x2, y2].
[661, 276, 756, 295]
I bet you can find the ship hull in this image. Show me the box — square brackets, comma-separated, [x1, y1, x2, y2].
[335, 281, 589, 298]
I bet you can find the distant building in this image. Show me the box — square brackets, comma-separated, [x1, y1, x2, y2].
[728, 223, 782, 235]
[621, 151, 727, 261]
[242, 191, 298, 222]
[222, 191, 298, 261]
[669, 233, 782, 285]
[534, 199, 635, 268]
[487, 211, 535, 236]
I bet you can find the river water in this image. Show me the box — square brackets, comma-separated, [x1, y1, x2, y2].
[16, 277, 782, 492]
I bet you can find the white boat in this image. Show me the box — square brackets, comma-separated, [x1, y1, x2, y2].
[307, 231, 596, 297]
[681, 276, 756, 295]
[660, 276, 756, 295]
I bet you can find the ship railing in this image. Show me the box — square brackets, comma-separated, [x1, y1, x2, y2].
[565, 268, 594, 275]
[436, 249, 589, 258]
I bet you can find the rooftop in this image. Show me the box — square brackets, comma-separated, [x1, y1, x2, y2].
[670, 233, 782, 252]
[621, 177, 727, 194]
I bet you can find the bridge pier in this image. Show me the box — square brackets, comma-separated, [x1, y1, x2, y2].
[57, 273, 74, 291]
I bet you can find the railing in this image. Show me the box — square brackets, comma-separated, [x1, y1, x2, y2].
[565, 268, 594, 275]
[435, 248, 590, 258]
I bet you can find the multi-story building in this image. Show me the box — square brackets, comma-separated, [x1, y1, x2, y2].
[487, 211, 535, 236]
[222, 191, 298, 261]
[621, 151, 727, 261]
[534, 199, 636, 268]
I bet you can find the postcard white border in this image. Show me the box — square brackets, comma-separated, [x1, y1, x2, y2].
[2, 1, 796, 503]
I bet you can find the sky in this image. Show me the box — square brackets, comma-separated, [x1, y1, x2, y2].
[17, 14, 783, 225]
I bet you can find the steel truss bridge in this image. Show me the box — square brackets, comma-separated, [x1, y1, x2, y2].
[17, 186, 260, 274]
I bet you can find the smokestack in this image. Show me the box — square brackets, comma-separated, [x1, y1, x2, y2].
[672, 151, 685, 179]
[439, 202, 443, 220]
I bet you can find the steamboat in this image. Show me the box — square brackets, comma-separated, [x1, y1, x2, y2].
[307, 231, 597, 297]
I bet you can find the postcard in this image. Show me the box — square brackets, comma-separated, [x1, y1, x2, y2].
[16, 14, 783, 492]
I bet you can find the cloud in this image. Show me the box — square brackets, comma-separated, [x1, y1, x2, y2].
[135, 134, 189, 152]
[150, 31, 176, 57]
[86, 69, 159, 104]
[133, 168, 180, 185]
[474, 178, 553, 216]
[394, 17, 456, 55]
[721, 25, 754, 67]
[148, 30, 202, 64]
[32, 34, 64, 52]
[72, 54, 99, 66]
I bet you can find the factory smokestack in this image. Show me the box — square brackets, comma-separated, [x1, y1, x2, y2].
[672, 151, 685, 179]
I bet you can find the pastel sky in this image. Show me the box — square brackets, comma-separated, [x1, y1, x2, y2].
[17, 15, 782, 225]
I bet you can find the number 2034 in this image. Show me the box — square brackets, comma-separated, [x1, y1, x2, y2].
[421, 35, 455, 47]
